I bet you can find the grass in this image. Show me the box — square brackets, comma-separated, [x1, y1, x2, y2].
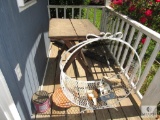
[82, 8, 102, 30]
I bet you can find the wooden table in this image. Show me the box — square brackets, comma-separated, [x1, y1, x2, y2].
[49, 19, 100, 72]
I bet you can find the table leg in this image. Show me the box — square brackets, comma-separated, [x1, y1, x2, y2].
[69, 41, 88, 67]
[64, 41, 91, 73]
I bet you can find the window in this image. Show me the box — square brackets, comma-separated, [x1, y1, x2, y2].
[16, 0, 37, 12]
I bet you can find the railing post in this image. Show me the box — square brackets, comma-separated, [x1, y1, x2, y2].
[141, 67, 160, 109]
[47, 1, 51, 19]
[105, 0, 111, 6]
[136, 43, 160, 91]
[100, 8, 104, 32]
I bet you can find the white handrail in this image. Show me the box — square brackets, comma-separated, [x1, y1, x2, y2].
[106, 6, 160, 44]
[48, 5, 105, 8]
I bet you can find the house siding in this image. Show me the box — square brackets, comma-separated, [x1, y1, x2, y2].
[0, 0, 49, 119]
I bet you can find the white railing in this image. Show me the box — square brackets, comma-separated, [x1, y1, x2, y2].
[48, 5, 105, 28]
[48, 5, 160, 107]
[104, 6, 160, 107]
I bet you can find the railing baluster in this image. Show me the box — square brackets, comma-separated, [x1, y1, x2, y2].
[116, 24, 130, 62]
[93, 8, 96, 25]
[115, 18, 120, 32]
[104, 10, 108, 32]
[48, 7, 51, 19]
[47, 1, 51, 19]
[79, 8, 82, 19]
[124, 31, 143, 75]
[111, 18, 120, 52]
[64, 8, 66, 18]
[108, 19, 115, 50]
[100, 8, 105, 32]
[113, 20, 125, 57]
[136, 43, 160, 91]
[130, 36, 151, 83]
[107, 13, 113, 32]
[56, 8, 58, 18]
[104, 9, 109, 32]
[101, 8, 108, 32]
[120, 27, 135, 68]
[111, 18, 116, 34]
[72, 8, 74, 19]
[86, 8, 89, 19]
[139, 37, 151, 61]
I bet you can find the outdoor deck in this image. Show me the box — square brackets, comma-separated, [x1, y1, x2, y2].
[34, 42, 152, 120]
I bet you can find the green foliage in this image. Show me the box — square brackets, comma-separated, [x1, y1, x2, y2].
[49, 0, 84, 5]
[111, 0, 160, 32]
[49, 0, 90, 18]
[82, 8, 102, 29]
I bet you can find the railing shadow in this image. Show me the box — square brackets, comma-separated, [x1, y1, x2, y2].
[33, 105, 141, 120]
[38, 42, 142, 120]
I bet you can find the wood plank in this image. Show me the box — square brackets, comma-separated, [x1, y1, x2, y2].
[36, 43, 59, 119]
[51, 45, 66, 120]
[42, 43, 59, 94]
[118, 73, 152, 120]
[101, 62, 127, 120]
[91, 59, 126, 120]
[110, 68, 141, 120]
[87, 58, 112, 120]
[37, 42, 144, 120]
[49, 19, 76, 38]
[119, 97, 141, 120]
[75, 58, 97, 120]
[71, 19, 100, 37]
[66, 61, 81, 120]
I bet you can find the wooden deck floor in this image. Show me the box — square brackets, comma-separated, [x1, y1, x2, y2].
[34, 42, 152, 120]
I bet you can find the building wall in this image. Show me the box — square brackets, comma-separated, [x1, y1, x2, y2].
[0, 0, 49, 119]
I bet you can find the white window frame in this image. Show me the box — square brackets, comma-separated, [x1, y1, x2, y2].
[16, 0, 37, 12]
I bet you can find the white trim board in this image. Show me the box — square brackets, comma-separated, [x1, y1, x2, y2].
[40, 43, 52, 91]
[0, 69, 21, 120]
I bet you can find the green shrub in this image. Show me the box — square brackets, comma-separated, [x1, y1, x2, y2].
[111, 0, 160, 33]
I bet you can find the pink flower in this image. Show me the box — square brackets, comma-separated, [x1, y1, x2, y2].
[139, 17, 147, 24]
[141, 38, 146, 44]
[128, 5, 136, 12]
[155, 0, 160, 2]
[145, 9, 153, 17]
[113, 0, 123, 5]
